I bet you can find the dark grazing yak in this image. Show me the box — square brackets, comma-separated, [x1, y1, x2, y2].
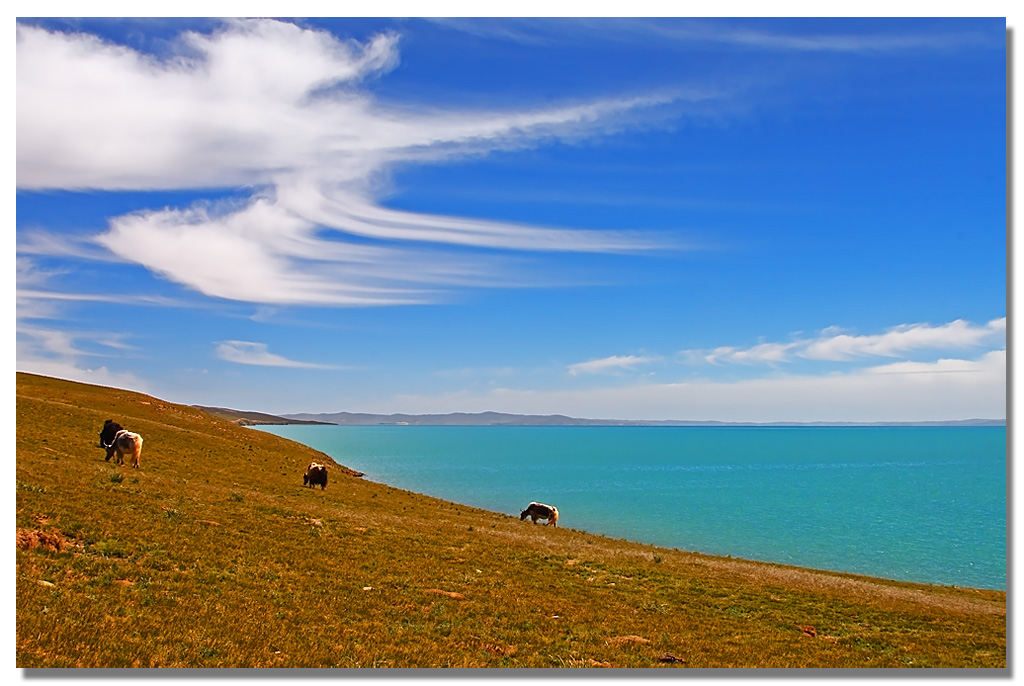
[98, 419, 124, 462]
[520, 501, 559, 526]
[304, 462, 328, 490]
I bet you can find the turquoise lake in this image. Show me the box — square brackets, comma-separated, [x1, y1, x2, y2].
[256, 425, 1007, 590]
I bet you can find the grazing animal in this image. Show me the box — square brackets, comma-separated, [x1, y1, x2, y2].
[520, 501, 559, 526]
[304, 462, 328, 490]
[111, 430, 143, 469]
[98, 419, 124, 461]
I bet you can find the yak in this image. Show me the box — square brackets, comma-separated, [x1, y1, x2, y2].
[304, 462, 328, 490]
[520, 501, 559, 526]
[111, 430, 144, 469]
[98, 419, 124, 462]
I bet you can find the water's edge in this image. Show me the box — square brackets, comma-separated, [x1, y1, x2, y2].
[256, 425, 1007, 590]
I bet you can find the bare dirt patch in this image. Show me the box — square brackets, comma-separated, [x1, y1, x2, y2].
[16, 527, 82, 553]
[606, 635, 651, 646]
[423, 588, 466, 600]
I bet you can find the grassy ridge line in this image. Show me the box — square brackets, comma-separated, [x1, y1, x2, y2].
[15, 372, 1005, 668]
[192, 405, 333, 426]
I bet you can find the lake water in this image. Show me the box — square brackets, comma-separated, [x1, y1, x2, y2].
[256, 425, 1007, 590]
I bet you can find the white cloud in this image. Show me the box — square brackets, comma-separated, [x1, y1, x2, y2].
[701, 341, 799, 365]
[16, 323, 150, 394]
[16, 22, 401, 191]
[863, 350, 1006, 375]
[687, 317, 1006, 366]
[16, 358, 150, 395]
[94, 189, 662, 306]
[801, 318, 1006, 361]
[386, 350, 1006, 423]
[215, 340, 343, 369]
[17, 19, 691, 306]
[568, 354, 660, 376]
[386, 319, 1007, 422]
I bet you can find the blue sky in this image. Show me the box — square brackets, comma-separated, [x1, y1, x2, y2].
[15, 16, 1007, 422]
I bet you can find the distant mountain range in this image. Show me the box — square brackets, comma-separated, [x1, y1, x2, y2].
[273, 410, 1006, 428]
[194, 405, 1005, 428]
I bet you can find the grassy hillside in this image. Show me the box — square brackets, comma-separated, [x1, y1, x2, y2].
[191, 405, 333, 426]
[15, 372, 1005, 668]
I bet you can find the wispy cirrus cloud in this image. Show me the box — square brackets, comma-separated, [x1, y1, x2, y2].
[17, 19, 692, 307]
[568, 354, 660, 376]
[16, 319, 150, 394]
[655, 20, 1000, 53]
[430, 18, 1001, 54]
[19, 324, 135, 359]
[690, 318, 1006, 366]
[215, 340, 346, 369]
[15, 257, 190, 391]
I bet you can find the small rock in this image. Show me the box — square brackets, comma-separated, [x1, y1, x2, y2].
[658, 653, 686, 663]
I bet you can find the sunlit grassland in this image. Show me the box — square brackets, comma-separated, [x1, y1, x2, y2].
[15, 372, 1005, 668]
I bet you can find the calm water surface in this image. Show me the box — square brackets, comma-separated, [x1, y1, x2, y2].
[257, 425, 1006, 590]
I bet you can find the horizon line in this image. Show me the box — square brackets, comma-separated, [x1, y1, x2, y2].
[263, 408, 1007, 427]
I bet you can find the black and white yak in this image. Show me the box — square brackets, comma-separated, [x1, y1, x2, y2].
[520, 501, 558, 526]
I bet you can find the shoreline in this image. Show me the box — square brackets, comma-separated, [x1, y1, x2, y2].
[252, 424, 1008, 593]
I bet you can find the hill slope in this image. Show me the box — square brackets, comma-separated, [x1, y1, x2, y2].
[15, 372, 1005, 668]
[192, 405, 333, 426]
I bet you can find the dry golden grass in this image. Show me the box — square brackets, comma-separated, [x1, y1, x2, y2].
[15, 372, 1005, 668]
